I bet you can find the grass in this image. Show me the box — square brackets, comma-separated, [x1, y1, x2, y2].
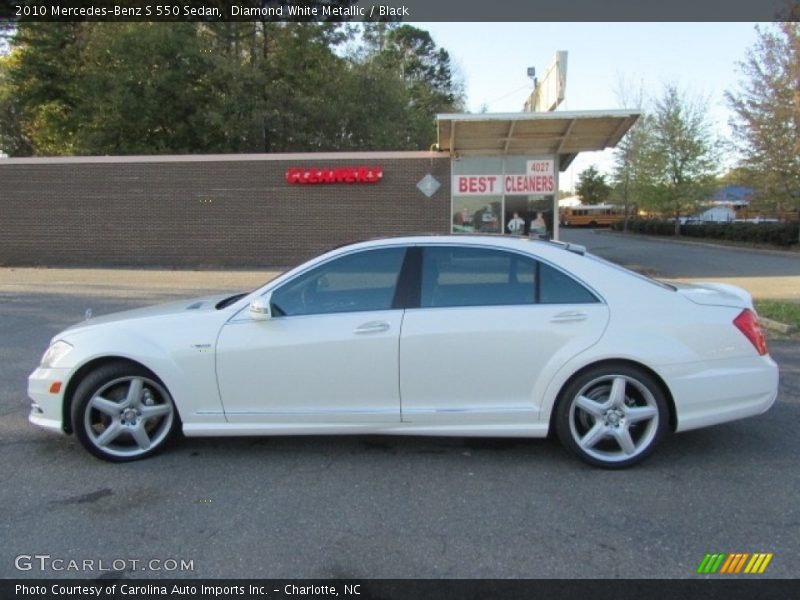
[755, 300, 800, 341]
[755, 300, 800, 328]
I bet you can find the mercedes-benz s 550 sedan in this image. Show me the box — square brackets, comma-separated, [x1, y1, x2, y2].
[28, 236, 779, 468]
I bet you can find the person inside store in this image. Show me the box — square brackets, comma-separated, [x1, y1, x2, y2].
[507, 211, 525, 235]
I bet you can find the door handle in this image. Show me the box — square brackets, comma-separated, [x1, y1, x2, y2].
[354, 321, 390, 334]
[550, 311, 589, 323]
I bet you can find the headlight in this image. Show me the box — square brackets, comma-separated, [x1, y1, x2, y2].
[40, 340, 74, 368]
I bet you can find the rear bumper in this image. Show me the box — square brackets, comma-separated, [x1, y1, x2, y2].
[28, 367, 69, 434]
[663, 355, 779, 433]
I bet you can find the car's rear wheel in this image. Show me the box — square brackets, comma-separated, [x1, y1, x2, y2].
[555, 364, 668, 468]
[71, 362, 178, 462]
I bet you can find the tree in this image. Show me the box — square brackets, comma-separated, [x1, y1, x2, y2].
[0, 53, 24, 155]
[576, 165, 611, 205]
[73, 23, 221, 154]
[640, 85, 719, 233]
[726, 23, 800, 216]
[719, 165, 759, 187]
[0, 22, 462, 156]
[611, 115, 656, 227]
[0, 23, 85, 155]
[611, 78, 650, 230]
[358, 23, 464, 148]
[257, 23, 353, 152]
[0, 21, 13, 53]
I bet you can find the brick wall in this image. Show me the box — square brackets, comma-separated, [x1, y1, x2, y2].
[0, 154, 451, 268]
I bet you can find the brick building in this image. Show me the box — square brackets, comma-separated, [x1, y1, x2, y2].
[0, 111, 638, 268]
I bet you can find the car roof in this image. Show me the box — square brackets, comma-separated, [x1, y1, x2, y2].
[335, 234, 587, 257]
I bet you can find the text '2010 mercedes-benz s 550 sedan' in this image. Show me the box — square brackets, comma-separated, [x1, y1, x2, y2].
[28, 235, 779, 468]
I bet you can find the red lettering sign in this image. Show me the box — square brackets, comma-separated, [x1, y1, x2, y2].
[453, 175, 499, 196]
[285, 166, 384, 184]
[504, 175, 555, 194]
[454, 171, 555, 195]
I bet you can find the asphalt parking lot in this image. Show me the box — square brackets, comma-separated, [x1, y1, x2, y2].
[561, 228, 800, 301]
[1, 250, 799, 579]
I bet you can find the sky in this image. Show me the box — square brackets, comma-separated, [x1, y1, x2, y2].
[419, 22, 767, 191]
[1, 22, 769, 177]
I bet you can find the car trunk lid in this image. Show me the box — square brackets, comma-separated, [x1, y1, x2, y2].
[671, 281, 753, 309]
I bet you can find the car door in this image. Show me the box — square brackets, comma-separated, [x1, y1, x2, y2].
[216, 246, 408, 424]
[399, 245, 610, 426]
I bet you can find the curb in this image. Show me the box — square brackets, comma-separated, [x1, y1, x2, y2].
[760, 316, 796, 335]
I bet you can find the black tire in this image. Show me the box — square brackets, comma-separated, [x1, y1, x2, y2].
[555, 363, 668, 469]
[71, 361, 179, 462]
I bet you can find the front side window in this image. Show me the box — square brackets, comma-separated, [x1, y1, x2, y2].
[420, 247, 536, 308]
[270, 247, 406, 316]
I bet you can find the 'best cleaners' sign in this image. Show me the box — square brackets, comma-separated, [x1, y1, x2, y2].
[453, 160, 555, 196]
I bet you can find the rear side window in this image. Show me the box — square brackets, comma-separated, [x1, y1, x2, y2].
[420, 246, 598, 308]
[421, 247, 535, 308]
[539, 262, 599, 304]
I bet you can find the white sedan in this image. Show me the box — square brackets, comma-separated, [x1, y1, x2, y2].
[28, 236, 779, 468]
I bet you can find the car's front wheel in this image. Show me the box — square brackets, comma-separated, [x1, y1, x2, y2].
[71, 362, 178, 462]
[555, 364, 668, 468]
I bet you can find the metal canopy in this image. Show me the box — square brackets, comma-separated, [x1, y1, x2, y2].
[436, 109, 640, 170]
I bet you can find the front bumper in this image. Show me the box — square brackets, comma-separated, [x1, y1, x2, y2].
[28, 367, 70, 434]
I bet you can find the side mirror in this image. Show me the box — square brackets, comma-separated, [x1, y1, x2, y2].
[249, 295, 272, 321]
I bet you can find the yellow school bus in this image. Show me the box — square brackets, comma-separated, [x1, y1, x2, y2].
[560, 204, 627, 227]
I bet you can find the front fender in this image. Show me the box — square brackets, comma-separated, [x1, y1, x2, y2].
[59, 321, 225, 428]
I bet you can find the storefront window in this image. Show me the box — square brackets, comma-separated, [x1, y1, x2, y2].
[451, 157, 503, 234]
[453, 197, 502, 233]
[451, 155, 557, 237]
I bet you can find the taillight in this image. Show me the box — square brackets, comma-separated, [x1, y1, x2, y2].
[733, 309, 768, 356]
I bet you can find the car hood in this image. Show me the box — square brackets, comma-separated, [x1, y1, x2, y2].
[672, 282, 753, 309]
[61, 293, 237, 336]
